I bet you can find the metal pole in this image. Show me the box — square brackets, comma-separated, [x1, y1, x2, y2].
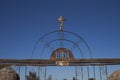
[44, 66, 47, 80]
[87, 66, 89, 80]
[93, 66, 96, 80]
[25, 66, 27, 76]
[24, 66, 27, 80]
[38, 66, 40, 80]
[75, 66, 77, 80]
[18, 66, 21, 76]
[99, 66, 102, 80]
[105, 65, 108, 80]
[81, 66, 83, 80]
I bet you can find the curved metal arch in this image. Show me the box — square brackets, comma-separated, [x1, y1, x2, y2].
[63, 30, 92, 58]
[32, 30, 92, 59]
[40, 39, 84, 59]
[32, 30, 58, 57]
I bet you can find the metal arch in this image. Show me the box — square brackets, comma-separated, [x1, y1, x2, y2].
[32, 30, 58, 57]
[32, 30, 92, 59]
[40, 39, 84, 59]
[63, 30, 92, 58]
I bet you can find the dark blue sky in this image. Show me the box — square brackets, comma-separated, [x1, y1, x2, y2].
[0, 0, 120, 80]
[0, 0, 120, 58]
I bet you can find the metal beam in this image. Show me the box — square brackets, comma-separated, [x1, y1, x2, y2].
[0, 58, 120, 66]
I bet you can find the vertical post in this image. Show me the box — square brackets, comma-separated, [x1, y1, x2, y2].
[87, 66, 90, 80]
[105, 65, 108, 80]
[18, 66, 21, 76]
[99, 66, 102, 80]
[38, 66, 40, 80]
[25, 66, 27, 76]
[44, 66, 47, 80]
[25, 66, 27, 80]
[18, 66, 21, 80]
[75, 66, 77, 80]
[93, 66, 96, 80]
[81, 66, 84, 80]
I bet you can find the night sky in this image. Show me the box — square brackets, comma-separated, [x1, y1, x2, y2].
[0, 0, 120, 80]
